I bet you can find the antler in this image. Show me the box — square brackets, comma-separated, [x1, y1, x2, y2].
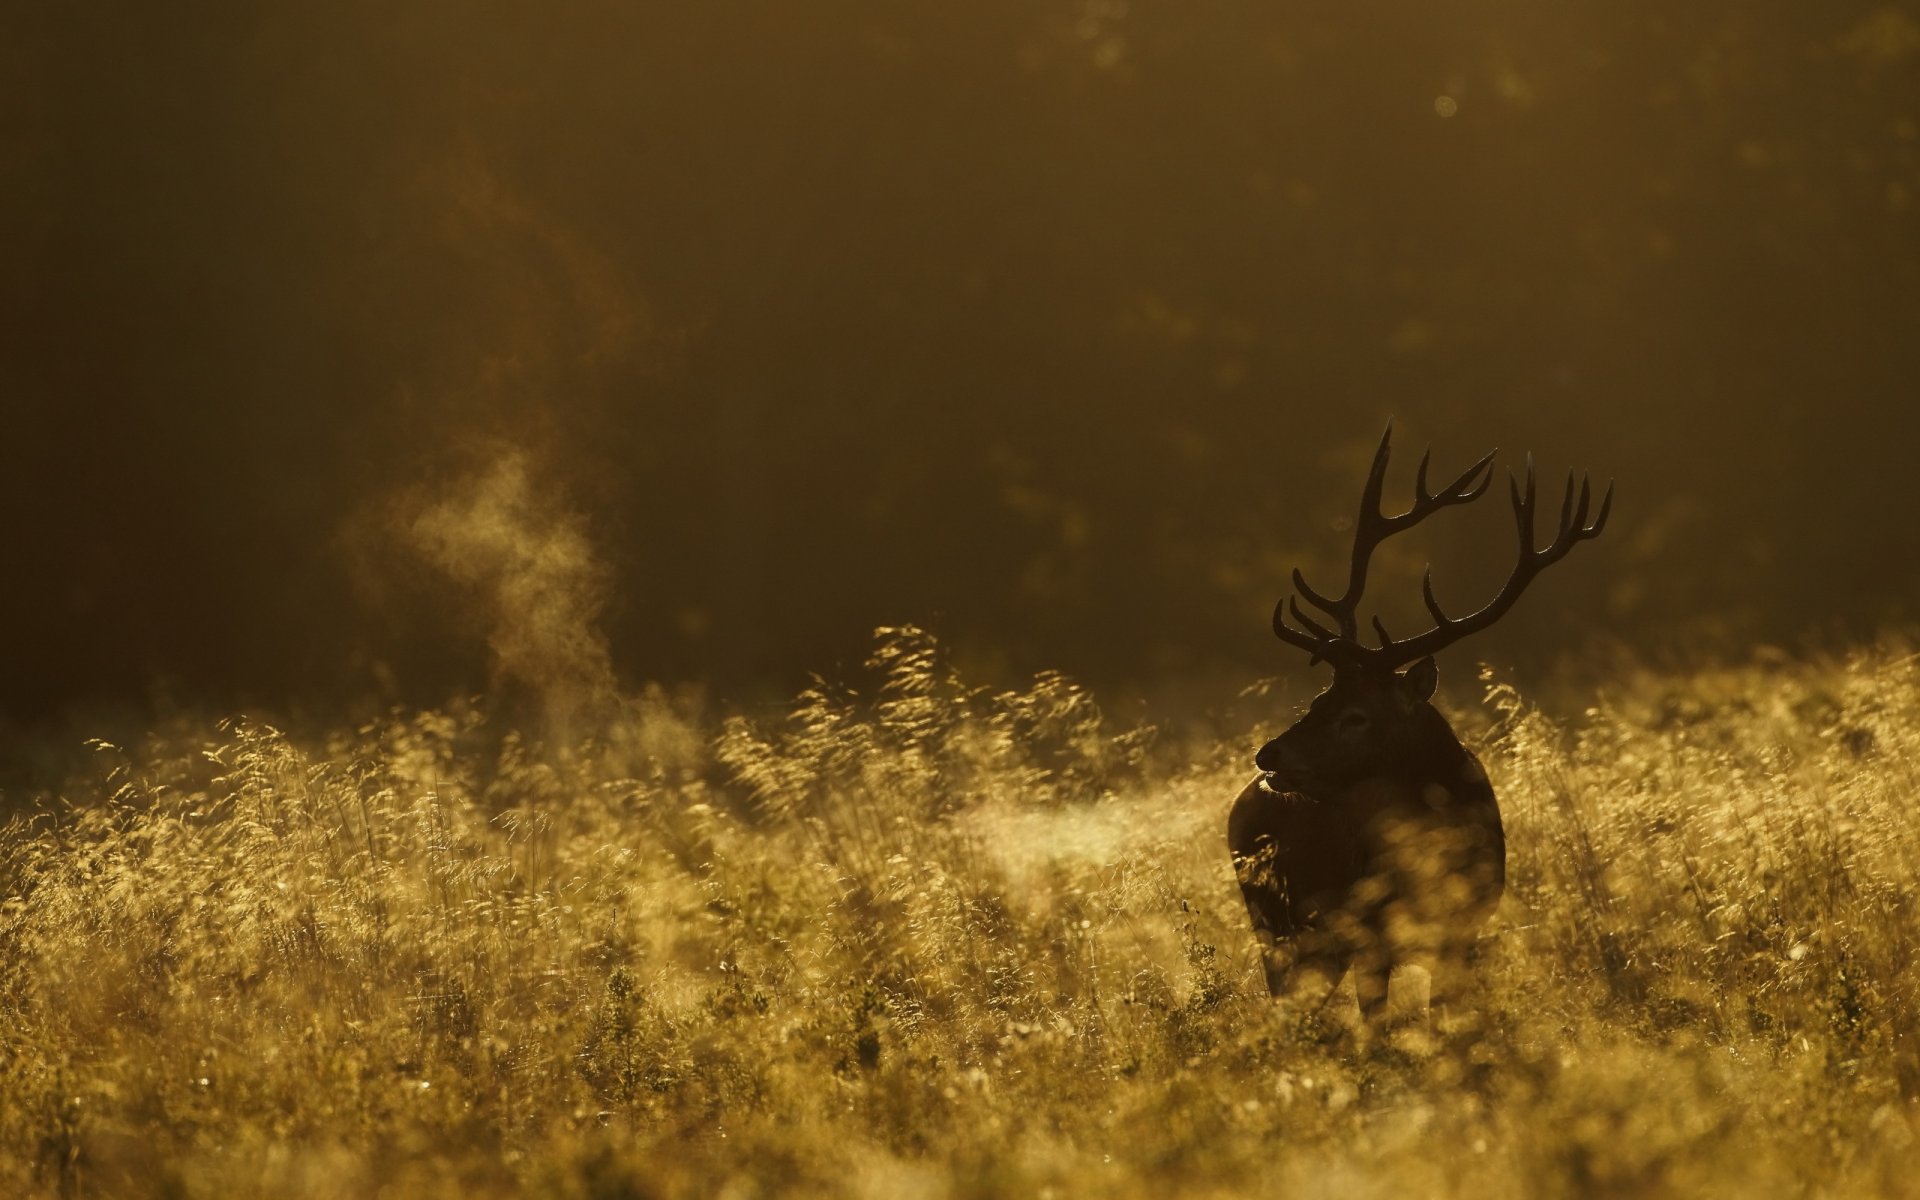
[1374, 454, 1613, 669]
[1273, 423, 1495, 665]
[1272, 424, 1612, 672]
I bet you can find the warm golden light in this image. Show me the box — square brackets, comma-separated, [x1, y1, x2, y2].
[3, 3, 1917, 1195]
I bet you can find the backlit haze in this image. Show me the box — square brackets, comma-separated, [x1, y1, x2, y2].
[6, 2, 1917, 722]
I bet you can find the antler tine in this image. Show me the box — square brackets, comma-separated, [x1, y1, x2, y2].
[1428, 447, 1498, 506]
[1420, 566, 1450, 627]
[1357, 422, 1395, 530]
[1289, 567, 1342, 617]
[1272, 597, 1329, 657]
[1287, 596, 1344, 643]
[1273, 595, 1361, 667]
[1508, 454, 1538, 555]
[1589, 480, 1615, 536]
[1371, 615, 1393, 648]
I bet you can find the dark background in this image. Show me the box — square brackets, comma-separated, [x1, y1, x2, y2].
[4, 2, 1917, 722]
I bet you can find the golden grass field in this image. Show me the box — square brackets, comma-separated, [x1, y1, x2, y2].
[5, 627, 1920, 1198]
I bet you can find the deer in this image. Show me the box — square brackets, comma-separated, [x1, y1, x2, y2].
[1228, 423, 1611, 1039]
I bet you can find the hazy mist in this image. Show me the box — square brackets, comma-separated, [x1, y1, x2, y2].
[6, 1, 1918, 720]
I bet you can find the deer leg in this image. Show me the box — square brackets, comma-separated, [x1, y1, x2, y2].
[1261, 941, 1295, 1000]
[1258, 933, 1345, 1002]
[1426, 937, 1490, 1039]
[1258, 935, 1353, 1045]
[1294, 949, 1353, 1015]
[1351, 951, 1392, 1033]
[1252, 930, 1285, 998]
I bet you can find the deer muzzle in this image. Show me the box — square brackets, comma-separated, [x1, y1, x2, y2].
[1255, 740, 1309, 788]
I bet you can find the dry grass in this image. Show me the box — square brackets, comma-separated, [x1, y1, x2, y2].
[5, 627, 1920, 1198]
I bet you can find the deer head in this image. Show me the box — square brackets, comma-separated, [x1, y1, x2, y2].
[1256, 424, 1611, 790]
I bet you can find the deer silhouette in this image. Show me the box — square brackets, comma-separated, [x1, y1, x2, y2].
[1229, 423, 1611, 1034]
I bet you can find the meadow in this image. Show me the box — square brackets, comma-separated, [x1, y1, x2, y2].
[4, 626, 1920, 1198]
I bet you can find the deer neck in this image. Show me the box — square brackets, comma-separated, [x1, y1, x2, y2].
[1379, 711, 1477, 789]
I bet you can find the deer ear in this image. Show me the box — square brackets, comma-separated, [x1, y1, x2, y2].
[1401, 657, 1438, 701]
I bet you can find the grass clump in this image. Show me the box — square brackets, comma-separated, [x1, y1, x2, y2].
[4, 628, 1920, 1197]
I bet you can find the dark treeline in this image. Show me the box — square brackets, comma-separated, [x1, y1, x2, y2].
[3, 1, 1917, 720]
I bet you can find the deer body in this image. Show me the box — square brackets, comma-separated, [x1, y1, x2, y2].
[1236, 425, 1608, 1031]
[1229, 669, 1505, 1021]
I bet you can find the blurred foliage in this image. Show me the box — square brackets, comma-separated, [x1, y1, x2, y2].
[5, 628, 1920, 1195]
[3, 2, 1917, 714]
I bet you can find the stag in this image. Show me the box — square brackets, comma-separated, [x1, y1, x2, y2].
[1229, 424, 1611, 1035]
